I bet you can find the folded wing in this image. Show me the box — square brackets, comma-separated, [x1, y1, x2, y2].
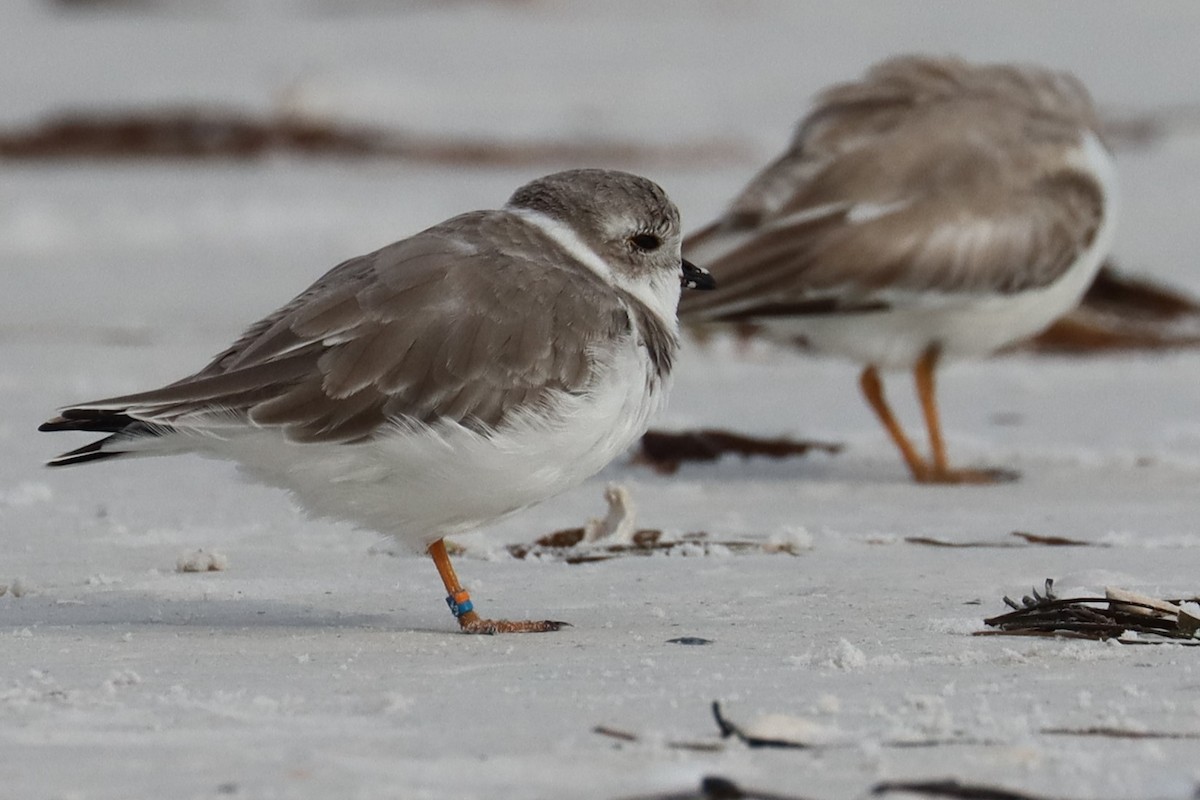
[42, 212, 630, 463]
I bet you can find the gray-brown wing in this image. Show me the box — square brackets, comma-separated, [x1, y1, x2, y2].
[682, 167, 1106, 321]
[62, 212, 632, 443]
[681, 55, 1107, 321]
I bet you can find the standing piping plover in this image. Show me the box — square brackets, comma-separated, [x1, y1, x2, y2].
[681, 55, 1117, 483]
[41, 168, 714, 633]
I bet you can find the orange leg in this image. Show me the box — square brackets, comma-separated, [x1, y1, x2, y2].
[913, 347, 1017, 485]
[427, 538, 566, 634]
[859, 365, 930, 481]
[914, 347, 949, 473]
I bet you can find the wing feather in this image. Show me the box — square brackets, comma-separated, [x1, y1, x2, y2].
[56, 212, 633, 443]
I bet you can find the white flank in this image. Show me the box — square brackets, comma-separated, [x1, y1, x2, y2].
[180, 343, 665, 551]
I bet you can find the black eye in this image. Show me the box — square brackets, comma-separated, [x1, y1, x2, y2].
[630, 233, 661, 252]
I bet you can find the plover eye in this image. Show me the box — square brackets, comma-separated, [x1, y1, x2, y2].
[630, 233, 661, 252]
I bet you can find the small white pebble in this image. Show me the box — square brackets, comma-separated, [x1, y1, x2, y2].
[765, 526, 815, 554]
[824, 638, 867, 671]
[10, 578, 32, 597]
[175, 549, 229, 573]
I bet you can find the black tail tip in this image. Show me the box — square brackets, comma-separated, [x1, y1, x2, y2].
[45, 437, 125, 467]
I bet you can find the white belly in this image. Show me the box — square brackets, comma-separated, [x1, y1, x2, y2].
[190, 346, 665, 550]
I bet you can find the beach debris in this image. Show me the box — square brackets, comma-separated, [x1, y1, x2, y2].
[507, 486, 802, 563]
[0, 108, 744, 168]
[582, 484, 638, 545]
[175, 549, 229, 573]
[507, 526, 796, 564]
[871, 779, 1068, 800]
[981, 579, 1200, 643]
[592, 725, 721, 753]
[711, 702, 823, 750]
[637, 429, 842, 474]
[618, 774, 819, 800]
[898, 531, 1099, 549]
[1041, 726, 1200, 740]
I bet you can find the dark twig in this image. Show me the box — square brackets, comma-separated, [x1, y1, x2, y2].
[1009, 532, 1095, 547]
[904, 537, 1022, 549]
[619, 774, 822, 800]
[711, 701, 812, 749]
[592, 725, 723, 752]
[901, 533, 1099, 549]
[1041, 726, 1200, 740]
[871, 779, 1068, 800]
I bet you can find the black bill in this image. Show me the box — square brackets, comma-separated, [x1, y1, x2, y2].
[681, 259, 716, 290]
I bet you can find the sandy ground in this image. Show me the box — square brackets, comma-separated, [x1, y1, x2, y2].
[3, 2, 1200, 799]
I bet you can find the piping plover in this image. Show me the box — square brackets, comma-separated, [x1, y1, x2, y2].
[41, 168, 714, 632]
[681, 55, 1117, 483]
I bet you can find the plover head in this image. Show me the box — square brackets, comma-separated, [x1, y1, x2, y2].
[507, 169, 712, 319]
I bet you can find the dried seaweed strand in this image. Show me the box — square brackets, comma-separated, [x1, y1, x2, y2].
[871, 779, 1069, 800]
[592, 725, 725, 752]
[1041, 726, 1200, 740]
[983, 580, 1200, 642]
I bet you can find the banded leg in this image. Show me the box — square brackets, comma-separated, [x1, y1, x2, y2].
[427, 538, 567, 634]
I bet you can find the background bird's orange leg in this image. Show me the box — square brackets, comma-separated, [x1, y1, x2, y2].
[427, 538, 566, 634]
[914, 347, 1015, 484]
[859, 365, 929, 481]
[914, 347, 950, 474]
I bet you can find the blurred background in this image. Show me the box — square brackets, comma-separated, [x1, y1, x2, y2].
[4, 0, 1200, 345]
